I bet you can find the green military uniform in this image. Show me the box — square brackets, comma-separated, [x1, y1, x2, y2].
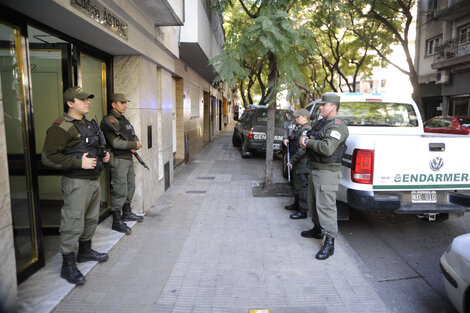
[290, 122, 311, 214]
[306, 116, 348, 238]
[42, 114, 102, 255]
[100, 93, 143, 233]
[42, 86, 109, 285]
[101, 109, 139, 213]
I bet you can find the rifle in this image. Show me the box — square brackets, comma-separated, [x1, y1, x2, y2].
[91, 117, 107, 159]
[102, 118, 150, 171]
[284, 121, 292, 182]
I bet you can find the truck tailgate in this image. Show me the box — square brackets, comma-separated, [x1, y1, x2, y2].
[373, 135, 470, 191]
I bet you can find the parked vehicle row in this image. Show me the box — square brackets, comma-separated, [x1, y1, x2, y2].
[233, 96, 470, 313]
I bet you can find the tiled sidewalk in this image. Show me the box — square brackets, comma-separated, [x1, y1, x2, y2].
[50, 130, 389, 313]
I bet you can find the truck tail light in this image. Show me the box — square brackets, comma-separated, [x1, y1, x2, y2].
[351, 149, 374, 184]
[248, 128, 253, 139]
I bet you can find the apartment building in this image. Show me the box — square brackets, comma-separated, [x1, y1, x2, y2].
[0, 0, 231, 311]
[416, 0, 470, 119]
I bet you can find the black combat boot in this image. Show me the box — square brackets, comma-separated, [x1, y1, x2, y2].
[61, 252, 85, 285]
[284, 202, 298, 211]
[315, 236, 334, 260]
[122, 203, 143, 222]
[112, 210, 132, 234]
[76, 240, 109, 263]
[301, 226, 324, 239]
[290, 211, 307, 219]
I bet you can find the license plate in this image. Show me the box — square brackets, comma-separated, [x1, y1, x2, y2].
[411, 191, 437, 203]
[273, 143, 281, 150]
[253, 132, 266, 140]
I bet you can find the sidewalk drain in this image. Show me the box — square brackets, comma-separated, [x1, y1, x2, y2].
[185, 190, 207, 194]
[197, 176, 215, 180]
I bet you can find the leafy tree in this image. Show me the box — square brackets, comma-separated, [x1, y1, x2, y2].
[293, 1, 384, 101]
[212, 0, 315, 186]
[346, 0, 423, 117]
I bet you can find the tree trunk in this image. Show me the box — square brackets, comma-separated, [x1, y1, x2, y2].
[407, 58, 424, 120]
[264, 51, 279, 187]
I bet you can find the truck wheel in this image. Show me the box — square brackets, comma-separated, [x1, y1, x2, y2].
[232, 132, 241, 147]
[241, 138, 252, 158]
[282, 152, 288, 179]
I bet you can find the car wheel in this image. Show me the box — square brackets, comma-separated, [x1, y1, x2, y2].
[232, 131, 241, 147]
[241, 138, 252, 158]
[282, 152, 288, 179]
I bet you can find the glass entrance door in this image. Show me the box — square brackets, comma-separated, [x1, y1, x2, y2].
[28, 25, 71, 236]
[0, 21, 44, 283]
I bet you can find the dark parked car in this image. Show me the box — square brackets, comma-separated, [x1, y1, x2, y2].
[424, 116, 470, 135]
[232, 107, 293, 158]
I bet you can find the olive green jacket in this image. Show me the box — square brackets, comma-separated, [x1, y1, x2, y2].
[100, 110, 139, 160]
[306, 117, 349, 171]
[42, 114, 86, 171]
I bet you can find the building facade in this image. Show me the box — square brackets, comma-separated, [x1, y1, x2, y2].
[416, 0, 470, 119]
[0, 0, 231, 311]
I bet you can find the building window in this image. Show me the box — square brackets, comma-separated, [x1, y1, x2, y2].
[437, 0, 448, 11]
[459, 24, 470, 45]
[426, 35, 442, 56]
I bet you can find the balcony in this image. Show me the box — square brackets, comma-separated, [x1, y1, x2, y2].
[130, 0, 184, 26]
[179, 0, 224, 82]
[428, 0, 470, 21]
[432, 36, 470, 70]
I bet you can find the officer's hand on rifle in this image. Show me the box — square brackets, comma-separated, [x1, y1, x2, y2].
[103, 151, 110, 163]
[82, 153, 97, 169]
[131, 141, 142, 153]
[287, 162, 293, 170]
[283, 138, 289, 146]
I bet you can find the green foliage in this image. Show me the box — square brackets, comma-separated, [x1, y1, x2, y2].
[212, 0, 407, 106]
[210, 0, 316, 106]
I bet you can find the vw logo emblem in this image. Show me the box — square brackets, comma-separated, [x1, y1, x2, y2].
[429, 157, 444, 171]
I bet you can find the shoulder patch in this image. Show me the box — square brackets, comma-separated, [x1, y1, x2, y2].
[330, 130, 341, 140]
[54, 120, 62, 124]
[335, 120, 341, 124]
[58, 120, 75, 132]
[106, 116, 119, 124]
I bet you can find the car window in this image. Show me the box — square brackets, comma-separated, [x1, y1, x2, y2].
[458, 118, 470, 127]
[425, 118, 441, 127]
[243, 110, 255, 124]
[440, 118, 452, 127]
[313, 102, 419, 127]
[252, 109, 294, 126]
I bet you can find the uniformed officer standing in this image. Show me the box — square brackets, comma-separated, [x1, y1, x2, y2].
[101, 93, 143, 235]
[42, 86, 110, 285]
[283, 108, 311, 219]
[299, 94, 348, 260]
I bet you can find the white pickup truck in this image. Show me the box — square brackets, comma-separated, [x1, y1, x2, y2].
[309, 93, 470, 221]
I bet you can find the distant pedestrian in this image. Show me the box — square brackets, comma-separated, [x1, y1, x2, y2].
[42, 86, 110, 285]
[283, 108, 311, 219]
[299, 94, 349, 260]
[101, 93, 143, 235]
